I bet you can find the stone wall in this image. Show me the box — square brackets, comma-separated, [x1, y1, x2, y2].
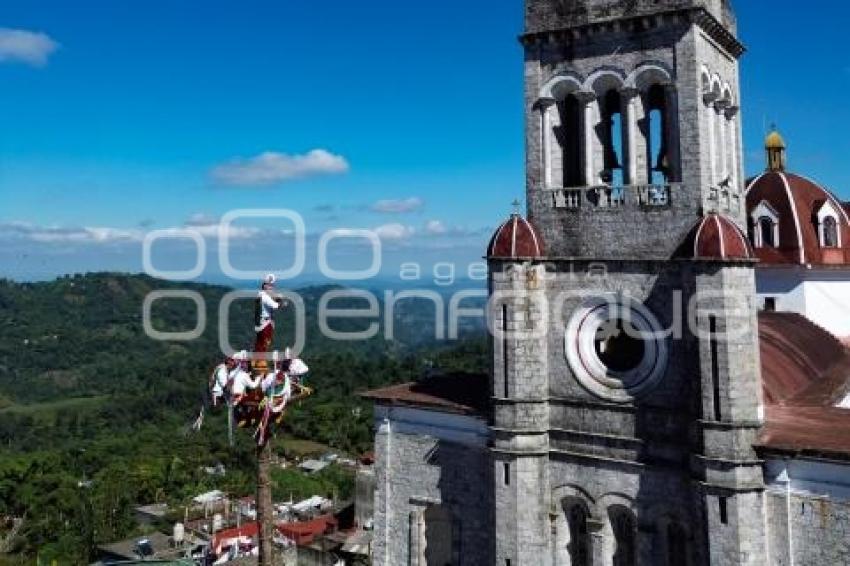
[763, 458, 850, 565]
[372, 407, 492, 566]
[766, 490, 850, 565]
[524, 0, 736, 35]
[548, 458, 707, 565]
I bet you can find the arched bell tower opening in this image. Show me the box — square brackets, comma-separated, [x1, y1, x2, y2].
[556, 93, 584, 188]
[646, 83, 669, 186]
[601, 88, 625, 187]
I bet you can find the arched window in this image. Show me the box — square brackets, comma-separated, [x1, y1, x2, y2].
[646, 84, 669, 185]
[610, 507, 637, 566]
[567, 504, 591, 566]
[759, 216, 776, 248]
[602, 90, 624, 187]
[666, 522, 688, 566]
[823, 216, 839, 248]
[557, 94, 584, 188]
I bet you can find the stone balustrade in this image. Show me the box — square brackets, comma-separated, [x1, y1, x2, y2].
[545, 183, 678, 210]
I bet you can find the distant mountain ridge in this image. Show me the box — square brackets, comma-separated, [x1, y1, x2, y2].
[0, 272, 485, 405]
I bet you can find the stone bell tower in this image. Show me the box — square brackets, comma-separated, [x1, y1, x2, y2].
[525, 0, 747, 258]
[486, 0, 766, 564]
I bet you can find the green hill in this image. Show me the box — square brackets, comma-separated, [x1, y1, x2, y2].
[0, 273, 487, 563]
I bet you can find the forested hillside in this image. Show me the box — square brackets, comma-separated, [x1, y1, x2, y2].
[0, 273, 487, 563]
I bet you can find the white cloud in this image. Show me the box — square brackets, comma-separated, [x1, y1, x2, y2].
[211, 149, 350, 186]
[0, 219, 262, 245]
[182, 224, 259, 240]
[370, 197, 424, 214]
[0, 222, 142, 244]
[374, 223, 415, 241]
[0, 28, 58, 67]
[185, 212, 219, 226]
[421, 220, 492, 238]
[424, 220, 448, 235]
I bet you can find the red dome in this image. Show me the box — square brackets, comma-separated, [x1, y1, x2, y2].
[487, 213, 545, 259]
[745, 171, 850, 266]
[678, 213, 753, 260]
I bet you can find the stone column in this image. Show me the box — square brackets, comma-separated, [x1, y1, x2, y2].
[619, 87, 640, 186]
[713, 105, 722, 184]
[577, 91, 598, 186]
[664, 83, 681, 182]
[725, 105, 740, 192]
[588, 518, 607, 566]
[539, 98, 556, 189]
[717, 105, 726, 181]
[715, 100, 731, 181]
[374, 417, 392, 566]
[703, 91, 719, 186]
[549, 508, 561, 566]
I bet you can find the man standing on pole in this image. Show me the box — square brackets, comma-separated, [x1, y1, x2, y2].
[254, 274, 286, 373]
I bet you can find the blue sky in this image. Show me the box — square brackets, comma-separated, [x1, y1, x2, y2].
[1, 0, 848, 282]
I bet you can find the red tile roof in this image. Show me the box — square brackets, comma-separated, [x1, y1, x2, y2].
[677, 213, 753, 260]
[757, 312, 850, 458]
[745, 171, 850, 266]
[211, 515, 338, 553]
[211, 522, 260, 556]
[758, 312, 847, 405]
[360, 372, 488, 416]
[487, 213, 545, 259]
[277, 515, 337, 546]
[758, 406, 850, 460]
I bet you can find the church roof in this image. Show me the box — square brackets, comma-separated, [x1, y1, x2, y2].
[360, 372, 488, 417]
[757, 406, 850, 460]
[745, 171, 850, 266]
[758, 312, 849, 405]
[676, 213, 753, 261]
[487, 213, 546, 259]
[757, 312, 850, 459]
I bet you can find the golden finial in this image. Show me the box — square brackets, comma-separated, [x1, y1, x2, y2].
[765, 124, 787, 172]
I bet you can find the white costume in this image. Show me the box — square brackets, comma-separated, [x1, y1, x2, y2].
[260, 371, 278, 393]
[230, 367, 261, 397]
[211, 363, 230, 403]
[256, 290, 280, 332]
[288, 358, 309, 377]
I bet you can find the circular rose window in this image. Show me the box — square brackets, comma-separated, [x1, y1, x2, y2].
[564, 296, 668, 402]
